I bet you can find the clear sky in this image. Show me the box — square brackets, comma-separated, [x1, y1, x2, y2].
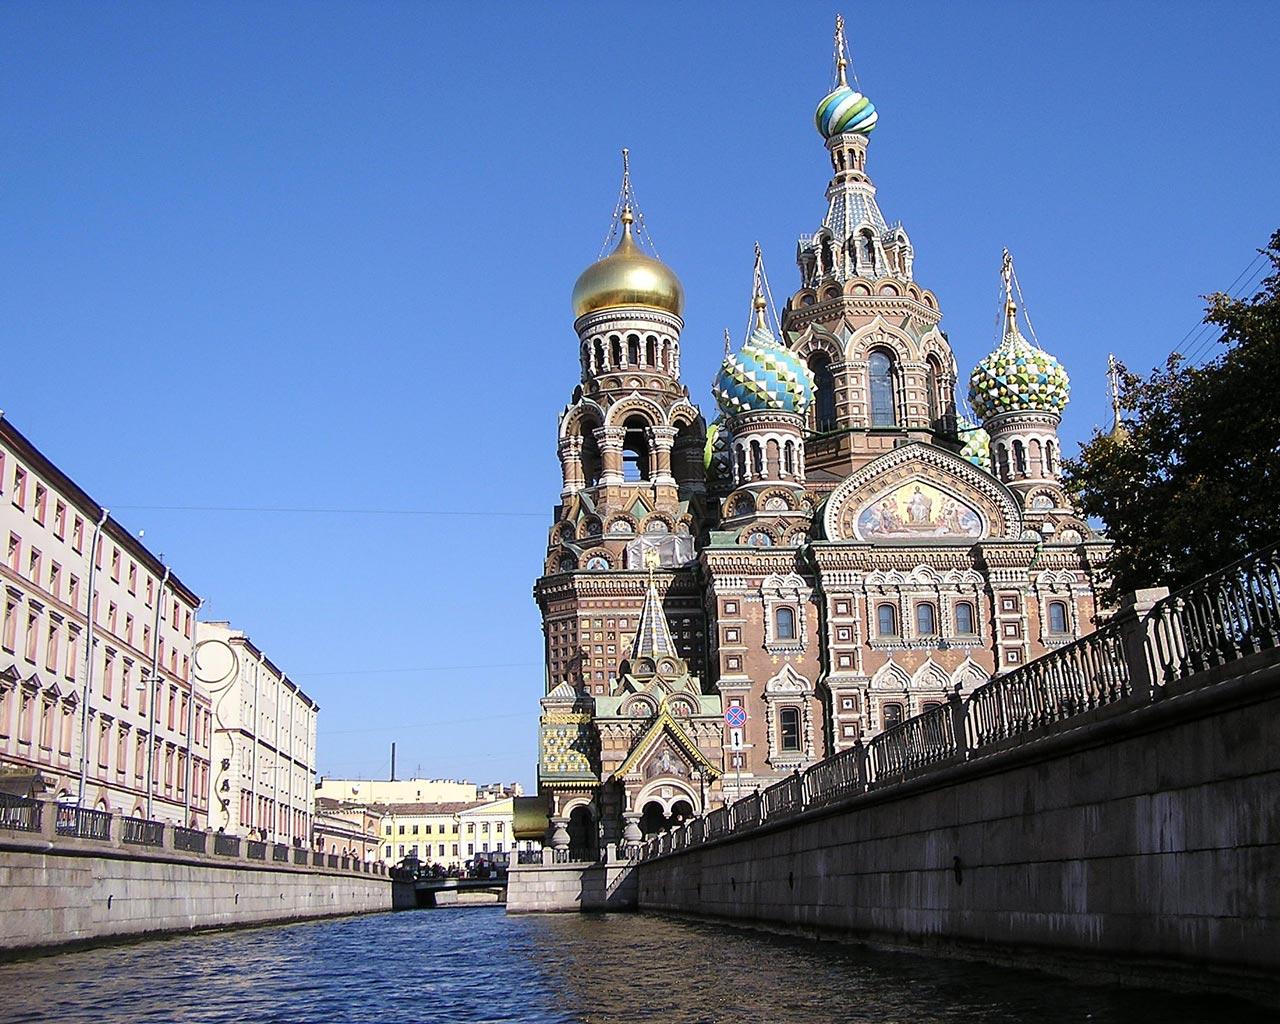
[3, 3, 1277, 789]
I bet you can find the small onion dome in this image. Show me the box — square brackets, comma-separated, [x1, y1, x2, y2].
[968, 316, 1071, 421]
[713, 318, 814, 417]
[571, 208, 684, 319]
[815, 85, 878, 138]
[956, 415, 992, 473]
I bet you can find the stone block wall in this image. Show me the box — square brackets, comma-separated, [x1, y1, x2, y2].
[635, 664, 1280, 997]
[507, 861, 636, 913]
[0, 832, 391, 952]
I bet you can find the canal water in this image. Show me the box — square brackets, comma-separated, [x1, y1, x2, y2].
[0, 907, 1268, 1024]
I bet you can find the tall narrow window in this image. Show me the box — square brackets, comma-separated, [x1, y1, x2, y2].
[1013, 440, 1028, 476]
[775, 607, 796, 640]
[750, 441, 763, 477]
[621, 416, 651, 482]
[869, 351, 896, 426]
[882, 702, 904, 730]
[1048, 600, 1069, 634]
[955, 601, 975, 636]
[915, 603, 937, 636]
[783, 441, 796, 477]
[809, 354, 836, 432]
[779, 708, 801, 752]
[876, 604, 898, 637]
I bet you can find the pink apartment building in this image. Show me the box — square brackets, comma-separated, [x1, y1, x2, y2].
[0, 415, 212, 824]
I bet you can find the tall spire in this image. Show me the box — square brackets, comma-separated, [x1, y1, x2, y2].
[751, 242, 768, 332]
[1107, 353, 1128, 439]
[1001, 247, 1019, 336]
[833, 14, 849, 88]
[631, 548, 678, 661]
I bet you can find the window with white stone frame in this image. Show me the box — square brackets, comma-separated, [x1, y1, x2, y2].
[760, 573, 811, 655]
[762, 664, 815, 767]
[1033, 572, 1079, 647]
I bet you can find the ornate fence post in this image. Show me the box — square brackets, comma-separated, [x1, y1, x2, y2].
[948, 684, 969, 761]
[852, 738, 870, 787]
[1116, 587, 1170, 703]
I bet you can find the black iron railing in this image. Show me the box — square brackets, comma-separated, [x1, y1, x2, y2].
[56, 804, 112, 840]
[272, 843, 290, 863]
[0, 793, 42, 833]
[122, 817, 165, 847]
[247, 840, 267, 860]
[173, 826, 207, 854]
[214, 833, 241, 856]
[636, 544, 1280, 864]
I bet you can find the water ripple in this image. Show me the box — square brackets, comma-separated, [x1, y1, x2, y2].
[0, 908, 1268, 1024]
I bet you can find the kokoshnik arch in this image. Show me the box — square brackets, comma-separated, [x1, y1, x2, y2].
[532, 17, 1109, 858]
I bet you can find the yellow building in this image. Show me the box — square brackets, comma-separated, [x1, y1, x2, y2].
[374, 796, 529, 868]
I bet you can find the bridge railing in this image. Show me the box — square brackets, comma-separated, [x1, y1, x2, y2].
[0, 793, 42, 833]
[639, 543, 1279, 861]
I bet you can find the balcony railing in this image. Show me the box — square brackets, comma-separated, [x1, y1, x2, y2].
[637, 543, 1279, 862]
[0, 793, 42, 833]
[121, 817, 165, 847]
[247, 840, 267, 860]
[272, 843, 290, 863]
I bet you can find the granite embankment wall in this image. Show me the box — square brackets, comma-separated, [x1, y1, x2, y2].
[508, 857, 637, 912]
[0, 809, 391, 952]
[635, 659, 1280, 998]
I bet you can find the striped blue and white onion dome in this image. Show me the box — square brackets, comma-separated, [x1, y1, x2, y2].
[815, 84, 878, 138]
[714, 324, 814, 417]
[968, 323, 1071, 420]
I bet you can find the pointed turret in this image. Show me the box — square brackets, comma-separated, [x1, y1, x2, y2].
[630, 571, 679, 662]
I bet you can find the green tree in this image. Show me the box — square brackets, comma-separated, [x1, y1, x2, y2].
[1063, 229, 1280, 600]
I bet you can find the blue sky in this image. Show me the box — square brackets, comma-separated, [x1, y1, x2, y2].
[3, 3, 1277, 788]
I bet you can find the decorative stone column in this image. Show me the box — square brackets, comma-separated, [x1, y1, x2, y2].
[595, 426, 625, 486]
[622, 812, 642, 846]
[648, 425, 677, 486]
[559, 435, 584, 497]
[549, 817, 570, 853]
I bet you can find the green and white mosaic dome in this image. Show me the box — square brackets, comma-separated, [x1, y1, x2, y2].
[956, 415, 992, 473]
[713, 323, 814, 418]
[968, 323, 1070, 420]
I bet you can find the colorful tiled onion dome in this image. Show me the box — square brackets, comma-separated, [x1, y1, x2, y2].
[956, 415, 992, 473]
[968, 313, 1070, 420]
[815, 84, 878, 138]
[713, 320, 814, 418]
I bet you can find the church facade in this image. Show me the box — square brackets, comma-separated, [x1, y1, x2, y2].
[533, 20, 1109, 858]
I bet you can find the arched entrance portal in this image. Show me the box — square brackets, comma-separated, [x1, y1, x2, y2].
[639, 800, 666, 837]
[567, 805, 597, 862]
[669, 799, 694, 827]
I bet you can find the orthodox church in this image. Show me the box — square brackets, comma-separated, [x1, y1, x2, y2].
[533, 19, 1108, 856]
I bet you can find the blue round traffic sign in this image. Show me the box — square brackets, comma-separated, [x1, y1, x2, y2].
[725, 705, 747, 728]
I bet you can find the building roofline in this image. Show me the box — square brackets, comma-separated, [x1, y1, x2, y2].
[0, 414, 200, 607]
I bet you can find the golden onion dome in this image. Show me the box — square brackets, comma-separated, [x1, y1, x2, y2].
[571, 208, 684, 319]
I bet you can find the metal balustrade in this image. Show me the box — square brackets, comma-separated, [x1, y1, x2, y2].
[0, 793, 42, 833]
[122, 817, 165, 847]
[247, 840, 268, 860]
[1150, 543, 1280, 684]
[802, 743, 865, 806]
[215, 833, 241, 856]
[637, 544, 1278, 861]
[173, 826, 207, 854]
[273, 844, 290, 863]
[56, 805, 112, 841]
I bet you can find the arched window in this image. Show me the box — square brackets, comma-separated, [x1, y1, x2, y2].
[861, 229, 876, 274]
[645, 335, 657, 367]
[783, 441, 795, 476]
[775, 607, 796, 640]
[766, 439, 780, 478]
[1045, 440, 1057, 475]
[926, 355, 944, 429]
[882, 702, 903, 730]
[995, 443, 1010, 479]
[876, 604, 898, 637]
[1048, 600, 1069, 634]
[580, 424, 602, 487]
[610, 336, 622, 367]
[915, 603, 937, 636]
[954, 601, 975, 636]
[1013, 440, 1028, 476]
[809, 354, 836, 432]
[869, 351, 896, 426]
[735, 444, 747, 483]
[779, 708, 801, 752]
[593, 338, 605, 371]
[626, 334, 641, 366]
[621, 416, 650, 482]
[750, 441, 763, 477]
[1029, 438, 1043, 476]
